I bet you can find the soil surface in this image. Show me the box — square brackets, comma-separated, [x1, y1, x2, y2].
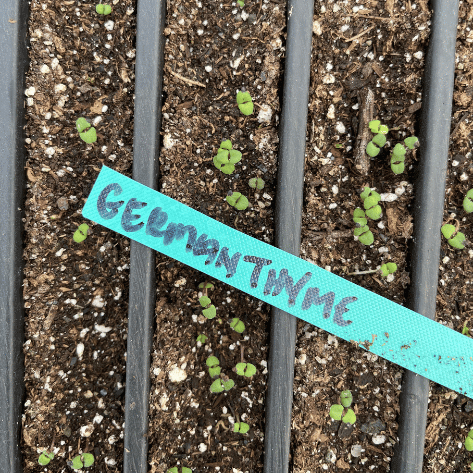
[22, 0, 136, 471]
[19, 0, 473, 472]
[291, 0, 429, 471]
[146, 0, 284, 471]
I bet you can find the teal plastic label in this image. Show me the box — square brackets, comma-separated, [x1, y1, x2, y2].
[82, 166, 473, 398]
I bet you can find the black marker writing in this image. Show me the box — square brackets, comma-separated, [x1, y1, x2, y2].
[263, 269, 312, 307]
[243, 256, 272, 288]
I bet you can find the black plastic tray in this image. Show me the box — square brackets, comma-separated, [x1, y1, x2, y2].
[0, 0, 461, 471]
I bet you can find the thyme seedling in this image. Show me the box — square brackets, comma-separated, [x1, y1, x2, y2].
[236, 91, 253, 115]
[329, 390, 356, 425]
[441, 224, 466, 250]
[463, 189, 473, 214]
[226, 192, 249, 210]
[96, 4, 112, 14]
[235, 362, 256, 377]
[230, 317, 245, 333]
[76, 117, 97, 144]
[213, 140, 242, 175]
[234, 422, 250, 434]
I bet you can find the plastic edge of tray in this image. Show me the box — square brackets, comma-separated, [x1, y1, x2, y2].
[263, 0, 314, 472]
[0, 1, 30, 472]
[123, 0, 166, 471]
[392, 1, 460, 472]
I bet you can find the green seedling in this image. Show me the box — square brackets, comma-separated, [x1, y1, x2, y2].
[329, 390, 356, 425]
[354, 225, 374, 246]
[73, 223, 90, 243]
[236, 91, 254, 115]
[463, 189, 473, 214]
[96, 4, 112, 14]
[210, 376, 235, 393]
[353, 208, 368, 226]
[366, 133, 387, 158]
[237, 0, 244, 6]
[71, 453, 94, 469]
[198, 282, 215, 290]
[249, 177, 265, 190]
[167, 468, 192, 473]
[465, 429, 473, 451]
[360, 187, 382, 220]
[462, 322, 470, 337]
[390, 137, 418, 174]
[334, 143, 344, 149]
[75, 117, 97, 144]
[340, 390, 353, 408]
[236, 362, 256, 377]
[368, 120, 389, 135]
[206, 356, 221, 378]
[230, 317, 245, 333]
[380, 262, 397, 277]
[226, 192, 249, 210]
[213, 140, 242, 174]
[196, 333, 208, 344]
[470, 462, 473, 472]
[38, 451, 54, 466]
[199, 295, 216, 319]
[441, 224, 466, 250]
[234, 422, 250, 434]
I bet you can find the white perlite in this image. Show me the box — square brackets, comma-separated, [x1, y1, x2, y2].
[168, 366, 187, 383]
[104, 20, 114, 31]
[257, 104, 272, 123]
[327, 104, 335, 120]
[313, 20, 322, 35]
[372, 434, 386, 445]
[80, 424, 94, 437]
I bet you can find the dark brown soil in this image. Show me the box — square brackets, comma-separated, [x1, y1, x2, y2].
[146, 0, 284, 471]
[22, 0, 136, 471]
[20, 0, 473, 472]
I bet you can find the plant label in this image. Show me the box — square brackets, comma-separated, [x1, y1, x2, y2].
[83, 166, 473, 398]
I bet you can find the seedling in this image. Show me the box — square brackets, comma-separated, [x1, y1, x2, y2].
[234, 422, 250, 434]
[96, 4, 112, 14]
[73, 223, 90, 243]
[236, 362, 256, 377]
[210, 376, 235, 393]
[196, 333, 208, 343]
[353, 208, 368, 226]
[213, 140, 242, 174]
[334, 143, 344, 149]
[38, 451, 54, 466]
[75, 117, 97, 144]
[380, 262, 397, 277]
[465, 429, 473, 451]
[368, 120, 389, 135]
[390, 137, 418, 174]
[441, 224, 466, 250]
[167, 468, 192, 473]
[230, 317, 245, 333]
[249, 177, 265, 190]
[71, 453, 94, 469]
[366, 133, 387, 158]
[340, 390, 353, 408]
[198, 282, 215, 291]
[226, 192, 249, 210]
[360, 187, 381, 220]
[347, 262, 397, 278]
[199, 295, 216, 319]
[329, 390, 356, 425]
[463, 189, 473, 214]
[237, 0, 244, 6]
[354, 225, 374, 246]
[206, 356, 221, 378]
[462, 322, 470, 337]
[236, 91, 254, 115]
